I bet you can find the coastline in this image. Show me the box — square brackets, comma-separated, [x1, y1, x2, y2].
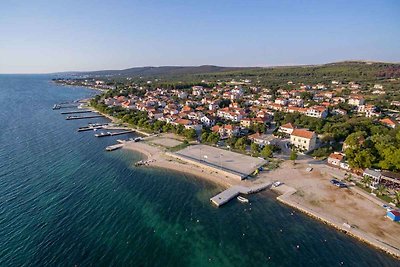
[121, 140, 400, 259]
[83, 96, 400, 261]
[274, 185, 400, 259]
[122, 141, 237, 188]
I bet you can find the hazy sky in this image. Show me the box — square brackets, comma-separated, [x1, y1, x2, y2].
[1, 0, 399, 73]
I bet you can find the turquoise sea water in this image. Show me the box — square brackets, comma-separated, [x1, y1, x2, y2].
[0, 75, 398, 266]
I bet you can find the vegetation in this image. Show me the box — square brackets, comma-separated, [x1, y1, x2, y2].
[344, 130, 400, 171]
[290, 150, 298, 162]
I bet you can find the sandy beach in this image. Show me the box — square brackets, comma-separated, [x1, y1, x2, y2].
[123, 140, 239, 188]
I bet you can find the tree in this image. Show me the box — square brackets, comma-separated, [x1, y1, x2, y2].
[394, 191, 400, 207]
[201, 132, 209, 143]
[184, 129, 197, 140]
[260, 145, 272, 158]
[251, 143, 260, 155]
[362, 176, 372, 187]
[235, 137, 247, 151]
[350, 148, 375, 169]
[207, 133, 219, 144]
[290, 150, 298, 163]
[375, 184, 386, 196]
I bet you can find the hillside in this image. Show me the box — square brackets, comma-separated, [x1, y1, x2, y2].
[60, 65, 257, 78]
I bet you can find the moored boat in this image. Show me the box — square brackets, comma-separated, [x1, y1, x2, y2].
[237, 196, 249, 203]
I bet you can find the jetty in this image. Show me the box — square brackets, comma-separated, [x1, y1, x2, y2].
[210, 182, 271, 207]
[61, 110, 93, 115]
[106, 144, 124, 151]
[77, 123, 109, 132]
[95, 130, 134, 137]
[66, 115, 104, 120]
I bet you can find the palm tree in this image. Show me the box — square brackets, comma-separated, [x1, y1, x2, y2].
[394, 191, 400, 207]
[375, 184, 386, 196]
[362, 176, 371, 187]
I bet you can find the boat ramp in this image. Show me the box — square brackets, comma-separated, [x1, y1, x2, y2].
[210, 182, 272, 207]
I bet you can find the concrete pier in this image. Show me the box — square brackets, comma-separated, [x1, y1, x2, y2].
[65, 115, 104, 120]
[210, 182, 271, 207]
[106, 144, 124, 151]
[61, 110, 93, 115]
[95, 130, 135, 137]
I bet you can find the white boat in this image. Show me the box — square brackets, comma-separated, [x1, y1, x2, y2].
[237, 196, 249, 203]
[273, 181, 283, 187]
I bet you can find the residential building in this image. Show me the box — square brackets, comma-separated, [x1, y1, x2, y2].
[290, 129, 317, 152]
[380, 118, 397, 129]
[363, 169, 381, 189]
[327, 153, 344, 166]
[278, 122, 295, 135]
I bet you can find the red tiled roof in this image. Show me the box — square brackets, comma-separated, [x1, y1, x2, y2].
[328, 153, 344, 161]
[281, 123, 295, 129]
[380, 118, 396, 126]
[291, 129, 315, 139]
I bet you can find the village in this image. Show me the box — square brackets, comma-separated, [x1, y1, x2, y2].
[57, 77, 400, 214]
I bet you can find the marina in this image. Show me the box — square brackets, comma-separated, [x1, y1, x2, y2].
[210, 182, 271, 207]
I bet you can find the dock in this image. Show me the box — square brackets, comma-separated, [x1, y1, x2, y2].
[61, 110, 93, 115]
[210, 183, 271, 207]
[95, 130, 134, 137]
[105, 144, 124, 151]
[58, 104, 80, 109]
[65, 115, 104, 120]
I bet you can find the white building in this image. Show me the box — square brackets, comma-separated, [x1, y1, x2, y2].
[290, 129, 317, 152]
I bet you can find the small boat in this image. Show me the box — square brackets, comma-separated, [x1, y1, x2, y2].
[273, 181, 283, 187]
[237, 196, 249, 203]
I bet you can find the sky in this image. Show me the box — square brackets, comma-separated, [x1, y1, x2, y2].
[0, 0, 399, 73]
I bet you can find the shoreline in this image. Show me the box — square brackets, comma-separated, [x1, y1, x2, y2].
[273, 185, 400, 259]
[122, 141, 237, 188]
[122, 141, 400, 260]
[74, 89, 400, 261]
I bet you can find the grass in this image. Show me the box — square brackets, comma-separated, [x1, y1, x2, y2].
[167, 142, 190, 152]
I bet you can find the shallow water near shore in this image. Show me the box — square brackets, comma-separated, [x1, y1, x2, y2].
[0, 75, 399, 266]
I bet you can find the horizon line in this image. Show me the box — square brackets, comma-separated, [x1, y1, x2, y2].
[1, 59, 399, 75]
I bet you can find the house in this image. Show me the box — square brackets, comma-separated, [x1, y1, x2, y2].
[278, 123, 295, 135]
[200, 115, 215, 127]
[332, 108, 347, 116]
[248, 133, 277, 146]
[380, 118, 397, 129]
[363, 169, 381, 189]
[211, 125, 239, 139]
[327, 153, 344, 166]
[387, 210, 400, 222]
[274, 98, 288, 106]
[290, 129, 317, 152]
[348, 95, 365, 106]
[306, 106, 328, 118]
[380, 171, 400, 190]
[240, 118, 252, 128]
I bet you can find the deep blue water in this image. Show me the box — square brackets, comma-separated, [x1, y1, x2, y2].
[0, 75, 398, 266]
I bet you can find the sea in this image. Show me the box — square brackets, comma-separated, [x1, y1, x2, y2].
[0, 75, 398, 266]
